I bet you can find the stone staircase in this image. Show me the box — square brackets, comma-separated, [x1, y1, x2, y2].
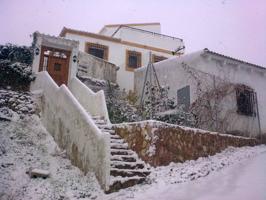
[91, 116, 151, 193]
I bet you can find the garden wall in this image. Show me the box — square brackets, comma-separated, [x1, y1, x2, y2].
[114, 120, 258, 167]
[30, 71, 111, 191]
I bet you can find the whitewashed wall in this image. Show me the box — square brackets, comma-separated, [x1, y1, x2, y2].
[68, 77, 110, 123]
[30, 71, 111, 191]
[65, 32, 175, 91]
[31, 32, 79, 84]
[135, 51, 266, 135]
[112, 26, 183, 52]
[78, 51, 117, 83]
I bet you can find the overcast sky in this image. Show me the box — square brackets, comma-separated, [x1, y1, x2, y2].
[1, 0, 265, 66]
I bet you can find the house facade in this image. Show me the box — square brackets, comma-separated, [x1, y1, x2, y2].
[59, 23, 184, 91]
[135, 48, 266, 137]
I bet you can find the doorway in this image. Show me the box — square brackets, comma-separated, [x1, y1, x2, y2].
[39, 46, 71, 86]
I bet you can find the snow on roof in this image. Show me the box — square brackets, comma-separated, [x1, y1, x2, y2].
[203, 48, 266, 70]
[136, 48, 265, 73]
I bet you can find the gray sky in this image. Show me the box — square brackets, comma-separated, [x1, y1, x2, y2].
[1, 0, 266, 66]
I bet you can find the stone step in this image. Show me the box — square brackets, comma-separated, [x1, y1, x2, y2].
[110, 138, 124, 144]
[94, 120, 107, 125]
[101, 129, 115, 134]
[110, 135, 121, 139]
[107, 177, 146, 193]
[111, 149, 134, 156]
[97, 124, 112, 129]
[110, 168, 150, 178]
[111, 161, 145, 170]
[110, 143, 128, 150]
[111, 155, 137, 162]
[91, 116, 103, 120]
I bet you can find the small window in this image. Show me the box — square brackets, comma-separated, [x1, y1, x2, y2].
[126, 50, 141, 71]
[86, 43, 108, 60]
[54, 63, 61, 71]
[177, 85, 190, 111]
[152, 55, 167, 63]
[236, 85, 255, 116]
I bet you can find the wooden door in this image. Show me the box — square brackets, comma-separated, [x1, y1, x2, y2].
[39, 46, 71, 86]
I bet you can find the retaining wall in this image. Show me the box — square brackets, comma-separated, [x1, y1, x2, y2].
[114, 120, 258, 167]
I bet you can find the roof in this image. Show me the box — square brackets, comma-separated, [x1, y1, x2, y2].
[59, 27, 121, 42]
[103, 22, 160, 28]
[203, 48, 265, 71]
[111, 25, 183, 41]
[99, 22, 161, 34]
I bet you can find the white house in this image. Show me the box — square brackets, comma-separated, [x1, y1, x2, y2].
[135, 48, 266, 137]
[59, 22, 184, 91]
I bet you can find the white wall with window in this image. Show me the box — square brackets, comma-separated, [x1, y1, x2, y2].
[63, 32, 177, 91]
[135, 49, 266, 136]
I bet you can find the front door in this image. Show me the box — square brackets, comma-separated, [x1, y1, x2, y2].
[39, 46, 71, 86]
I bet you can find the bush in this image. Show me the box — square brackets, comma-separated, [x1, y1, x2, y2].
[0, 44, 33, 65]
[0, 60, 35, 91]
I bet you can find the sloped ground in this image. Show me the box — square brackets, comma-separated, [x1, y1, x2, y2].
[1, 89, 265, 200]
[0, 115, 103, 200]
[105, 145, 266, 200]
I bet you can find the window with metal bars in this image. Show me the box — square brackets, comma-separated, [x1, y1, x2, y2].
[86, 43, 108, 60]
[126, 50, 141, 71]
[236, 85, 255, 116]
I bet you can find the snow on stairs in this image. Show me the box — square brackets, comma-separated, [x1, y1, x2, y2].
[91, 115, 151, 193]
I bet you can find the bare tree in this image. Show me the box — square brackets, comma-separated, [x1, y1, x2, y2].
[181, 62, 259, 136]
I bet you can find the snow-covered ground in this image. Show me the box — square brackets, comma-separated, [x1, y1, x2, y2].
[106, 145, 266, 200]
[1, 95, 265, 199]
[0, 115, 103, 200]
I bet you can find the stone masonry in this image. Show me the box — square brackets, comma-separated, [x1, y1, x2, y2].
[114, 120, 258, 167]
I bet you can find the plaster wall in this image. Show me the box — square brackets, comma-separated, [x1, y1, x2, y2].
[78, 51, 117, 83]
[65, 32, 174, 91]
[30, 71, 111, 191]
[68, 77, 110, 123]
[113, 27, 183, 52]
[135, 51, 266, 135]
[31, 32, 79, 84]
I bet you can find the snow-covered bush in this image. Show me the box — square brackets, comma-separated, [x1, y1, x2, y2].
[78, 75, 142, 123]
[0, 60, 35, 91]
[0, 89, 38, 119]
[105, 82, 142, 123]
[0, 44, 33, 65]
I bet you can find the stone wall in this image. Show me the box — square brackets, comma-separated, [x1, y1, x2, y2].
[78, 51, 118, 83]
[114, 120, 258, 167]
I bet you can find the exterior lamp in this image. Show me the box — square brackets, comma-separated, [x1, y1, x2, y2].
[35, 47, 40, 56]
[73, 55, 77, 63]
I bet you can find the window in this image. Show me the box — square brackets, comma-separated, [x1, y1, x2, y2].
[152, 55, 167, 63]
[177, 85, 190, 111]
[86, 42, 108, 60]
[236, 85, 255, 116]
[54, 63, 61, 71]
[126, 50, 141, 71]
